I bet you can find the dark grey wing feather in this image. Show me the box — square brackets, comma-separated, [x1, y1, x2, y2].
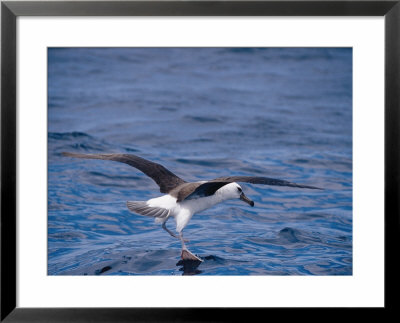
[126, 201, 170, 219]
[177, 181, 231, 202]
[62, 152, 186, 193]
[212, 176, 322, 190]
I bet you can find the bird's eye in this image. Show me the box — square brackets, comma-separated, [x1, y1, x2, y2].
[237, 187, 242, 192]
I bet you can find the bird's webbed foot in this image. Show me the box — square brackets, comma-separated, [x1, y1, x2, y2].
[181, 248, 203, 262]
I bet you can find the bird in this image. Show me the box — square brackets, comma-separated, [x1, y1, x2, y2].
[62, 152, 321, 261]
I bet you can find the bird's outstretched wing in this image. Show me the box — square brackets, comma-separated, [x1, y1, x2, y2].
[62, 152, 186, 193]
[211, 176, 322, 190]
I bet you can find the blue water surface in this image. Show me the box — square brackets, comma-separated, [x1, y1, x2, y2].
[48, 48, 352, 275]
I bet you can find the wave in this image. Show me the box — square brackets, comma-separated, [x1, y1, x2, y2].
[48, 131, 92, 140]
[175, 158, 236, 168]
[182, 115, 223, 123]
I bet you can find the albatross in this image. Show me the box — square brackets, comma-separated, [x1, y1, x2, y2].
[62, 152, 320, 261]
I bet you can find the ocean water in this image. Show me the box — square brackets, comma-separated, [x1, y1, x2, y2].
[48, 48, 352, 275]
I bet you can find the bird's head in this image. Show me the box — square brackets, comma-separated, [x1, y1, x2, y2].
[222, 182, 254, 207]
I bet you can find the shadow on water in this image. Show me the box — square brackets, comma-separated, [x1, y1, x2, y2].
[176, 259, 203, 275]
[58, 247, 229, 276]
[176, 255, 226, 275]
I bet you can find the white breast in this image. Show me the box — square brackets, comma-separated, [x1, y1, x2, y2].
[180, 194, 223, 214]
[174, 194, 226, 232]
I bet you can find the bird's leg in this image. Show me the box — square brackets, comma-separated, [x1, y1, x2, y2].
[162, 221, 189, 242]
[179, 231, 202, 262]
[179, 231, 188, 250]
[162, 221, 178, 239]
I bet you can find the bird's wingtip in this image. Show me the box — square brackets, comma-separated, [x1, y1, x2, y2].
[310, 185, 324, 190]
[303, 185, 324, 190]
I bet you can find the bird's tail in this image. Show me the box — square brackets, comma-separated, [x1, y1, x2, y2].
[126, 201, 170, 223]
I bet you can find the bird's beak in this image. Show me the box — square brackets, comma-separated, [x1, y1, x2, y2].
[240, 192, 254, 207]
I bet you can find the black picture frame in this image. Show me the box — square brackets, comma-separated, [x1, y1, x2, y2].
[1, 0, 398, 321]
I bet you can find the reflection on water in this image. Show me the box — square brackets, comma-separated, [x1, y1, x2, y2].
[176, 259, 203, 275]
[74, 252, 231, 276]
